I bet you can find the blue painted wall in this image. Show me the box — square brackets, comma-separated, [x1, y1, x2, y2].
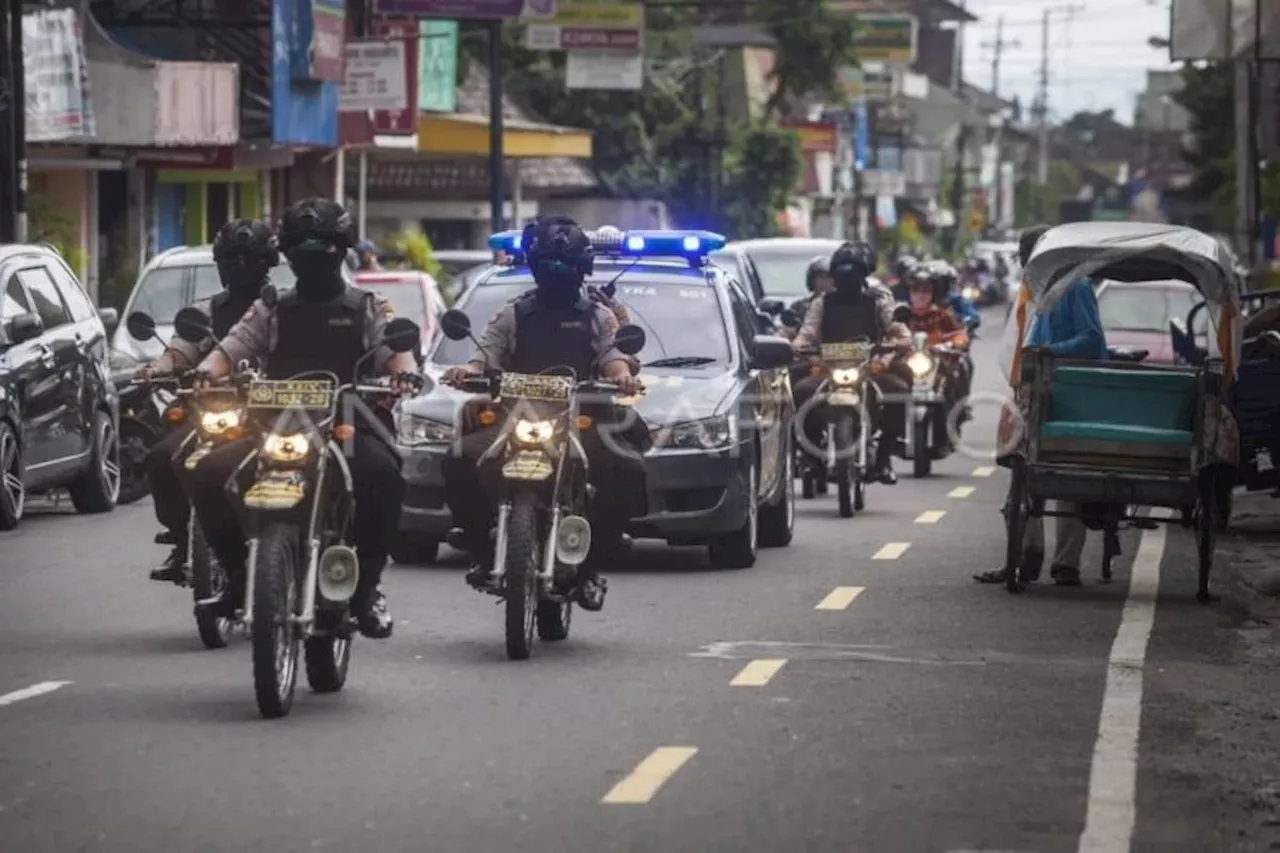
[271, 0, 341, 146]
[156, 185, 184, 252]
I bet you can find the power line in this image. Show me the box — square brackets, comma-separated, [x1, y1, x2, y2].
[981, 15, 1021, 97]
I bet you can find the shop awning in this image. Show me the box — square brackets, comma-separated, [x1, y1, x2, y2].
[416, 114, 592, 159]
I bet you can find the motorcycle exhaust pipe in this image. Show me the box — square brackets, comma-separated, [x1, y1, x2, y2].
[556, 515, 592, 566]
[317, 544, 359, 603]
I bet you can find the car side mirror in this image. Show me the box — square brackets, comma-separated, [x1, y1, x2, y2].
[615, 324, 646, 355]
[98, 307, 119, 332]
[749, 335, 793, 370]
[440, 308, 472, 341]
[779, 309, 799, 327]
[382, 317, 421, 353]
[7, 312, 44, 345]
[173, 307, 213, 344]
[126, 310, 157, 341]
[759, 298, 784, 316]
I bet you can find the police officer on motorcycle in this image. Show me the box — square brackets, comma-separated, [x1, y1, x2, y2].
[440, 215, 644, 612]
[137, 218, 278, 583]
[791, 240, 908, 484]
[185, 198, 418, 639]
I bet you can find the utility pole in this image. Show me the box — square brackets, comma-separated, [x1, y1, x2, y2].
[1035, 10, 1049, 185]
[951, 0, 965, 94]
[982, 16, 1019, 98]
[0, 3, 17, 242]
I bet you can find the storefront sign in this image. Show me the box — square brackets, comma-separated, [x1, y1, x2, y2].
[371, 19, 420, 132]
[852, 14, 917, 65]
[23, 9, 95, 141]
[271, 0, 340, 145]
[373, 0, 524, 18]
[340, 40, 409, 112]
[292, 0, 347, 81]
[419, 19, 458, 112]
[565, 53, 643, 89]
[785, 122, 838, 155]
[525, 3, 644, 52]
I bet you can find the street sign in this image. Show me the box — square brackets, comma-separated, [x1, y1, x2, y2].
[419, 19, 458, 112]
[861, 169, 905, 197]
[851, 13, 918, 65]
[525, 2, 643, 52]
[339, 40, 408, 113]
[853, 100, 869, 171]
[371, 19, 420, 133]
[784, 122, 838, 154]
[839, 66, 894, 102]
[565, 53, 643, 89]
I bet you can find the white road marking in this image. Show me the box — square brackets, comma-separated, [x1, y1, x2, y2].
[1077, 509, 1170, 853]
[730, 659, 786, 686]
[602, 747, 698, 804]
[972, 466, 995, 477]
[814, 586, 865, 610]
[915, 510, 946, 523]
[948, 486, 976, 498]
[0, 681, 71, 707]
[872, 542, 910, 560]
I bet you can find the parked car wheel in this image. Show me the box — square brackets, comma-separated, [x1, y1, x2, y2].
[69, 411, 120, 514]
[0, 421, 24, 530]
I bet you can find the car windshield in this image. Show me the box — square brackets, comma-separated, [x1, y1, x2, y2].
[1098, 283, 1205, 334]
[431, 273, 731, 368]
[740, 246, 838, 299]
[129, 267, 193, 325]
[358, 281, 425, 326]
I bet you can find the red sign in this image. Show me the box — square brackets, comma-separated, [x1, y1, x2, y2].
[785, 122, 838, 154]
[371, 19, 420, 135]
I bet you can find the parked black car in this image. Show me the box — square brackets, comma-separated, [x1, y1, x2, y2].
[0, 245, 121, 529]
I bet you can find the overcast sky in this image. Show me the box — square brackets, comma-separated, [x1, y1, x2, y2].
[960, 0, 1178, 124]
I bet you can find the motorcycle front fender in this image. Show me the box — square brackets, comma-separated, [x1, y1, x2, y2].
[244, 469, 310, 511]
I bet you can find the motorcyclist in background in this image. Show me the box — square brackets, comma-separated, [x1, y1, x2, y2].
[136, 218, 278, 583]
[780, 255, 834, 340]
[897, 265, 973, 425]
[930, 260, 981, 332]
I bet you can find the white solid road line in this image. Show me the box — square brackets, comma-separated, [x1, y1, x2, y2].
[948, 486, 976, 498]
[0, 680, 72, 707]
[602, 747, 698, 804]
[1077, 510, 1169, 853]
[915, 510, 946, 523]
[814, 586, 865, 611]
[972, 466, 996, 477]
[730, 659, 786, 686]
[872, 542, 910, 560]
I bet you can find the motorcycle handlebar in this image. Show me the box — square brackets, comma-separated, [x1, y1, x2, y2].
[452, 374, 640, 397]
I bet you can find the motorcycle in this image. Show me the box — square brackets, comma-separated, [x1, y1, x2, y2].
[178, 305, 421, 718]
[438, 309, 647, 661]
[899, 330, 967, 478]
[112, 367, 175, 505]
[124, 309, 250, 649]
[795, 339, 895, 518]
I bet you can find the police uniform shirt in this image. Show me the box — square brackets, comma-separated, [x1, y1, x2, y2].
[792, 285, 898, 350]
[469, 296, 627, 372]
[163, 296, 224, 369]
[215, 292, 400, 372]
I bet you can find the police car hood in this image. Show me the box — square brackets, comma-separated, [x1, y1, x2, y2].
[401, 364, 737, 426]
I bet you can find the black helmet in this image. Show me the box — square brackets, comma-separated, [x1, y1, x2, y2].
[278, 198, 356, 256]
[829, 241, 874, 288]
[212, 218, 279, 265]
[805, 254, 831, 292]
[525, 215, 594, 278]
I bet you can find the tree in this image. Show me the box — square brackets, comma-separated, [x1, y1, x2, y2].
[750, 0, 860, 119]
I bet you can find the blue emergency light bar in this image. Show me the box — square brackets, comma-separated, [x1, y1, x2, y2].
[487, 228, 727, 264]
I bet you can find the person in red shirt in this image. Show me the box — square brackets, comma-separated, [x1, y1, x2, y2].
[896, 268, 972, 425]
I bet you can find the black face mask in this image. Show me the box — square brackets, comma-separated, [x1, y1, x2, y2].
[217, 257, 270, 301]
[532, 261, 582, 309]
[289, 250, 346, 301]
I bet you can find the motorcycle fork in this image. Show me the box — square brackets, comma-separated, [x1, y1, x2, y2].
[493, 502, 512, 584]
[540, 443, 572, 588]
[295, 446, 329, 634]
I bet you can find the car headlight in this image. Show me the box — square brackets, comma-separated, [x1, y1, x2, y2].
[398, 414, 454, 445]
[514, 419, 556, 446]
[830, 367, 860, 386]
[262, 432, 311, 463]
[907, 352, 935, 377]
[651, 414, 736, 450]
[199, 408, 243, 436]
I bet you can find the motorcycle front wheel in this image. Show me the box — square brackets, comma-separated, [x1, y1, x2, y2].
[504, 492, 540, 660]
[190, 522, 232, 649]
[912, 417, 932, 478]
[116, 421, 155, 506]
[251, 523, 300, 718]
[833, 414, 858, 518]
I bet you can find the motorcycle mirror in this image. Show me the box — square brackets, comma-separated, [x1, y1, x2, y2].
[126, 311, 158, 341]
[440, 309, 472, 341]
[759, 298, 784, 316]
[382, 317, 421, 353]
[779, 309, 799, 327]
[614, 324, 646, 356]
[892, 304, 912, 324]
[173, 307, 213, 344]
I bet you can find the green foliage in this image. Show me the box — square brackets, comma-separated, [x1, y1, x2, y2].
[1013, 161, 1082, 227]
[385, 230, 452, 302]
[1170, 62, 1237, 231]
[751, 0, 860, 118]
[27, 189, 87, 283]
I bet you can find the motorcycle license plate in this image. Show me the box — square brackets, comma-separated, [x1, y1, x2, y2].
[244, 470, 308, 510]
[828, 391, 860, 407]
[247, 379, 334, 410]
[502, 450, 553, 481]
[184, 442, 213, 470]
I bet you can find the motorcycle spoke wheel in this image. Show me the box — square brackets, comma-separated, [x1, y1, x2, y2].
[251, 524, 300, 718]
[504, 493, 539, 660]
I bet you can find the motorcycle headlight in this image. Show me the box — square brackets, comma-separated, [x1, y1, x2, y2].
[199, 408, 243, 436]
[514, 419, 556, 446]
[962, 286, 980, 302]
[398, 414, 454, 445]
[262, 432, 311, 463]
[830, 367, 860, 386]
[907, 352, 935, 377]
[651, 414, 737, 450]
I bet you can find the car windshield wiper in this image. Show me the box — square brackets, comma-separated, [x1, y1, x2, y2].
[643, 356, 718, 367]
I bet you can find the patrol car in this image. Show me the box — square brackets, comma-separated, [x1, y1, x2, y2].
[394, 228, 796, 568]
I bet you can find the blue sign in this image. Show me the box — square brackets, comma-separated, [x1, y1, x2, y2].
[853, 100, 869, 172]
[291, 0, 347, 82]
[272, 0, 340, 145]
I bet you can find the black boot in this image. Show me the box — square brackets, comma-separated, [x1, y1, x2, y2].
[149, 545, 187, 583]
[873, 444, 898, 485]
[194, 572, 244, 620]
[352, 587, 394, 639]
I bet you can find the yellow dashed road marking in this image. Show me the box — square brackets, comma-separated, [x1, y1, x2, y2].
[602, 747, 698, 804]
[730, 659, 786, 686]
[814, 586, 865, 610]
[915, 510, 946, 523]
[949, 486, 975, 498]
[972, 466, 995, 477]
[873, 542, 911, 560]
